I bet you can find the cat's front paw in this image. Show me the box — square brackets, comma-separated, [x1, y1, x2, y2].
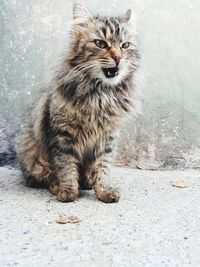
[57, 188, 78, 202]
[49, 180, 59, 195]
[98, 188, 120, 203]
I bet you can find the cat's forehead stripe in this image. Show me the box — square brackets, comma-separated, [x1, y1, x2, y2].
[96, 17, 123, 42]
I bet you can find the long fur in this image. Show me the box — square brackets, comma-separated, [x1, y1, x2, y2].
[5, 4, 140, 203]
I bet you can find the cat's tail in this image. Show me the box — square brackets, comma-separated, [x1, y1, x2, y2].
[0, 130, 17, 167]
[0, 149, 17, 167]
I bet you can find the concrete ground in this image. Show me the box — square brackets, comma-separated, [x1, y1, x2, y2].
[0, 167, 200, 267]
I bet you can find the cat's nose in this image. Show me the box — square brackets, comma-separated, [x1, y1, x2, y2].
[113, 56, 121, 66]
[110, 49, 122, 66]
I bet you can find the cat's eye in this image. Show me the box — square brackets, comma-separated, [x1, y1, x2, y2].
[95, 39, 109, 49]
[122, 42, 130, 49]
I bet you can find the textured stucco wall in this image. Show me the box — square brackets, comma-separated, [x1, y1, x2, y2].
[122, 0, 200, 169]
[1, 0, 200, 169]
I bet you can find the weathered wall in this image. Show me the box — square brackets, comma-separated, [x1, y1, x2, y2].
[1, 0, 200, 169]
[120, 0, 200, 169]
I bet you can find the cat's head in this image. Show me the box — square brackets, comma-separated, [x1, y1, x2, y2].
[68, 4, 138, 86]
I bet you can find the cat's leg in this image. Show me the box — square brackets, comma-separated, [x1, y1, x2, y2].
[48, 176, 59, 195]
[53, 152, 79, 202]
[91, 138, 120, 203]
[92, 158, 120, 203]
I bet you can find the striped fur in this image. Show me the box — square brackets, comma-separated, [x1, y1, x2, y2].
[15, 4, 139, 203]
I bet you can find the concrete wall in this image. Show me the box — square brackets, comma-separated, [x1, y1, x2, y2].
[1, 0, 200, 169]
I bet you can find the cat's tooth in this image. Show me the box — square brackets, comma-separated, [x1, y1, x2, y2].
[108, 71, 111, 76]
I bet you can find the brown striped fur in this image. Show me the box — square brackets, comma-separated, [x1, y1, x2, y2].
[15, 4, 139, 203]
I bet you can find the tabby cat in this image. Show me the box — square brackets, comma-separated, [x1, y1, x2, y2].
[15, 4, 139, 203]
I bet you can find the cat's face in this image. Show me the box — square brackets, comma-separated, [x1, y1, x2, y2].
[69, 4, 137, 86]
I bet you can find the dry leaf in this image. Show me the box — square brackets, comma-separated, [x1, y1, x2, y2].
[56, 216, 81, 224]
[171, 181, 189, 188]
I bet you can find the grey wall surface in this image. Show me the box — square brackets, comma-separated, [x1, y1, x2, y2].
[1, 0, 200, 169]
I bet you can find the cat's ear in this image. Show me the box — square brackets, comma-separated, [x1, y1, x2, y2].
[73, 3, 93, 22]
[122, 9, 135, 24]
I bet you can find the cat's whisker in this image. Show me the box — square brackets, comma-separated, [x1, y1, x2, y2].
[56, 61, 93, 85]
[97, 60, 116, 68]
[64, 63, 99, 83]
[71, 62, 98, 76]
[98, 59, 113, 64]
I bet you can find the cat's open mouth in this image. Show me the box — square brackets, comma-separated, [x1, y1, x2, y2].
[102, 67, 119, 79]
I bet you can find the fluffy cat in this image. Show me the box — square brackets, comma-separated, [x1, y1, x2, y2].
[15, 4, 139, 203]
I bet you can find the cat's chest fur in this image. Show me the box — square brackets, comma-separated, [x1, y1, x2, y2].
[53, 82, 129, 126]
[49, 84, 131, 159]
[50, 80, 133, 151]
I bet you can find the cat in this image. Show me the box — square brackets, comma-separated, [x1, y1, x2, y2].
[4, 4, 139, 203]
